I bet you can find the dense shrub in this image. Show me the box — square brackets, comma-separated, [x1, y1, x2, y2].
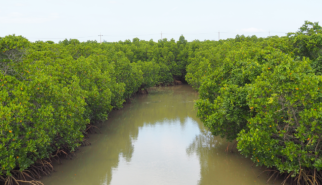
[0, 35, 190, 178]
[2, 21, 322, 184]
[189, 21, 322, 182]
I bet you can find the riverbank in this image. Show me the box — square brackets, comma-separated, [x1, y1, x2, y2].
[0, 81, 185, 185]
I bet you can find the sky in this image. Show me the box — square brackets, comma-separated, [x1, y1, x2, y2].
[1, 0, 321, 43]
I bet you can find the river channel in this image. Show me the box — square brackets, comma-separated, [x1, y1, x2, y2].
[41, 85, 275, 185]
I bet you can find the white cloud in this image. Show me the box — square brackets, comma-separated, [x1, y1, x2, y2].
[108, 1, 117, 4]
[171, 7, 178, 11]
[0, 12, 59, 24]
[163, 7, 178, 16]
[240, 27, 265, 33]
[14, 3, 29, 7]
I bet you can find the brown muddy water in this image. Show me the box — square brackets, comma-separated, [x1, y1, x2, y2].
[41, 85, 279, 185]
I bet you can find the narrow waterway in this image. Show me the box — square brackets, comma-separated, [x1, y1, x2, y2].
[41, 85, 275, 185]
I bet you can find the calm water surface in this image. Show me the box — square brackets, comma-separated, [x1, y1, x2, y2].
[42, 85, 275, 185]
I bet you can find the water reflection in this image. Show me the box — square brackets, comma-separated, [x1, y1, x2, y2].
[109, 118, 201, 185]
[41, 85, 272, 185]
[186, 127, 273, 185]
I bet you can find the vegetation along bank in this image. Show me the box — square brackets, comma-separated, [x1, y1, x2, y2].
[1, 21, 322, 184]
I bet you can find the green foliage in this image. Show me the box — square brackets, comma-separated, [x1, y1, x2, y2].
[188, 21, 322, 177]
[3, 21, 322, 180]
[0, 35, 30, 77]
[297, 21, 322, 36]
[137, 60, 160, 89]
[237, 52, 321, 174]
[0, 34, 191, 176]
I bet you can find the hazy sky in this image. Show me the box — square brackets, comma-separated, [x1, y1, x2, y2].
[1, 0, 321, 42]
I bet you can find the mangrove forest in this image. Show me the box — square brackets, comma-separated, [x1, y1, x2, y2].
[1, 21, 322, 185]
